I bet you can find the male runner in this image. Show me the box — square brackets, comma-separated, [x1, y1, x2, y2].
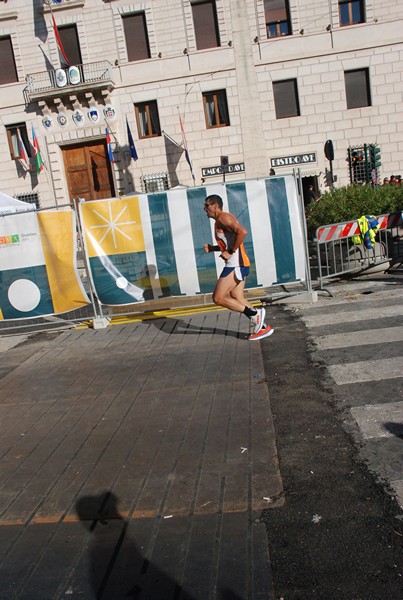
[203, 194, 273, 341]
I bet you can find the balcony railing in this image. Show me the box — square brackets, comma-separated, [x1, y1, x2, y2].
[26, 61, 114, 100]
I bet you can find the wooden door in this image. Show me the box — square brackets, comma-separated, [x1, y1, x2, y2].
[62, 141, 115, 202]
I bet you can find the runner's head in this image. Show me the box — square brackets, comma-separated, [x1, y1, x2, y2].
[205, 194, 223, 209]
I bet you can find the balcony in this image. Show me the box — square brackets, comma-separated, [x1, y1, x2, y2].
[26, 61, 115, 103]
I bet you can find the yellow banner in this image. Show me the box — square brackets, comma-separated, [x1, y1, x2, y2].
[37, 211, 89, 314]
[80, 197, 145, 258]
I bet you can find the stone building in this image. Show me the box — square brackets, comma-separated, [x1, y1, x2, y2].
[0, 0, 402, 208]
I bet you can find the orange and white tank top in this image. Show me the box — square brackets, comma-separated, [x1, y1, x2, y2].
[214, 220, 250, 268]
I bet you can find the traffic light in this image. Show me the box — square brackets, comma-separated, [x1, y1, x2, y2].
[369, 144, 381, 169]
[351, 150, 363, 164]
[349, 147, 365, 183]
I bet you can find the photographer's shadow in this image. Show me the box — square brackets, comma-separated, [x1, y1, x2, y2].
[75, 492, 196, 599]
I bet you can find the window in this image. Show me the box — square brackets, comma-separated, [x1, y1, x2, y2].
[123, 13, 151, 61]
[345, 68, 371, 109]
[141, 173, 169, 193]
[6, 124, 31, 161]
[273, 79, 300, 119]
[15, 192, 40, 209]
[58, 25, 82, 65]
[135, 101, 161, 138]
[264, 0, 292, 38]
[202, 90, 230, 128]
[0, 36, 18, 85]
[339, 0, 365, 26]
[192, 0, 220, 50]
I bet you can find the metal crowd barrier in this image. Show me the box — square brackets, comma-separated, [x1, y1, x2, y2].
[314, 212, 403, 288]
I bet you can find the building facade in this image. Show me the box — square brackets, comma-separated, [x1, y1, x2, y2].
[0, 0, 402, 208]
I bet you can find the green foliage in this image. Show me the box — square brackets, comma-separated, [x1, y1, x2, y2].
[306, 184, 403, 237]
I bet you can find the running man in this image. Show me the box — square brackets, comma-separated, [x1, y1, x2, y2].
[203, 194, 273, 341]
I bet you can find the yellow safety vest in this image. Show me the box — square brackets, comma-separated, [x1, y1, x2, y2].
[352, 215, 380, 249]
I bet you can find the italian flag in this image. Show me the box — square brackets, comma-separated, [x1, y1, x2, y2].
[31, 125, 44, 175]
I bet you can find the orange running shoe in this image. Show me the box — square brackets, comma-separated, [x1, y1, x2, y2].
[248, 323, 274, 341]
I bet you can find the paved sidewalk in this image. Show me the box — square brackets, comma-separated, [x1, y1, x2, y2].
[0, 310, 281, 599]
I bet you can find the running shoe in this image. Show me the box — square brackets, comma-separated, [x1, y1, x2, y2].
[250, 306, 266, 334]
[248, 323, 274, 341]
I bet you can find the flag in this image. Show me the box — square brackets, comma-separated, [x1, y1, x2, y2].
[52, 13, 70, 67]
[31, 126, 44, 175]
[17, 128, 30, 170]
[126, 118, 138, 160]
[106, 128, 114, 164]
[179, 113, 195, 182]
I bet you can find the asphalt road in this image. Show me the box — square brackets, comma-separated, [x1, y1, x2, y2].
[261, 280, 403, 600]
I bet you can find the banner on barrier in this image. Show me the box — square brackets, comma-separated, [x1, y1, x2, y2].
[79, 176, 306, 306]
[0, 209, 89, 320]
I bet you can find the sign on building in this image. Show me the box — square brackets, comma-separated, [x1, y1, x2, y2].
[201, 162, 245, 178]
[271, 153, 317, 168]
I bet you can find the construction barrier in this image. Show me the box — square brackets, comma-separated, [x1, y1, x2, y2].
[0, 174, 310, 322]
[315, 211, 403, 288]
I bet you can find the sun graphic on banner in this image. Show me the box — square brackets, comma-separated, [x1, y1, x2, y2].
[91, 203, 135, 248]
[81, 197, 145, 257]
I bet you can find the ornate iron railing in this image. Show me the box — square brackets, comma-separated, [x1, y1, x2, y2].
[26, 61, 113, 95]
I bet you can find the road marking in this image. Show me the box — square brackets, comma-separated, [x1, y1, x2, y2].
[294, 288, 403, 312]
[327, 357, 403, 385]
[301, 304, 403, 328]
[314, 326, 403, 350]
[350, 401, 403, 439]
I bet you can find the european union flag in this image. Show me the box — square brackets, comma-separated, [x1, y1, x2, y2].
[126, 118, 138, 161]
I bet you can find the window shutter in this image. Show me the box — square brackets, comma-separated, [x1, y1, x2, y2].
[345, 69, 371, 109]
[123, 13, 151, 61]
[192, 1, 220, 50]
[0, 36, 18, 85]
[59, 25, 82, 65]
[273, 79, 300, 119]
[264, 0, 288, 22]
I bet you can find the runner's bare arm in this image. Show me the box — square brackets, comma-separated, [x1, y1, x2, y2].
[217, 213, 247, 259]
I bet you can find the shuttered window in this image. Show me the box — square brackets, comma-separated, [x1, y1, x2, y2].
[192, 1, 220, 50]
[0, 36, 18, 85]
[135, 101, 161, 138]
[273, 79, 300, 119]
[345, 69, 371, 109]
[6, 124, 31, 160]
[202, 90, 230, 128]
[123, 13, 151, 61]
[264, 0, 292, 38]
[58, 25, 82, 66]
[339, 1, 365, 26]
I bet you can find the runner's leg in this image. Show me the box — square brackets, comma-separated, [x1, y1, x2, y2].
[230, 278, 254, 310]
[212, 271, 247, 313]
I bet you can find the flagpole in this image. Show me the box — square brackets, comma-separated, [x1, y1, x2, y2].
[104, 119, 119, 197]
[178, 107, 196, 186]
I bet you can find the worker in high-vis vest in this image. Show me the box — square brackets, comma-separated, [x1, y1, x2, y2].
[352, 215, 380, 249]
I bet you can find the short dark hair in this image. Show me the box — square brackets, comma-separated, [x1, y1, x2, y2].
[205, 194, 223, 209]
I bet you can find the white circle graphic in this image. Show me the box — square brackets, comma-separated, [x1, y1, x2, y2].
[8, 279, 41, 312]
[116, 276, 129, 289]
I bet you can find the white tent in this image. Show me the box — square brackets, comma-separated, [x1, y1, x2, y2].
[0, 191, 35, 215]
